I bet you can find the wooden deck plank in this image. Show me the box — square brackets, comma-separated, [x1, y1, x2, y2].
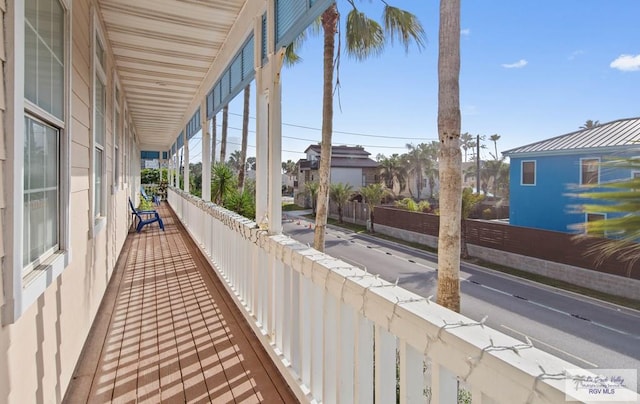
[65, 202, 297, 403]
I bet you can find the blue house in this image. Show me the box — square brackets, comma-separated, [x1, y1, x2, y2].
[503, 117, 640, 233]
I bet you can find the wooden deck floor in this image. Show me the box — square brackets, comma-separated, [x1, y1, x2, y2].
[65, 203, 297, 403]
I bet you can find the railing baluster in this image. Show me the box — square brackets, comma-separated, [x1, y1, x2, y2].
[431, 361, 458, 404]
[355, 314, 374, 403]
[375, 325, 396, 404]
[338, 304, 355, 404]
[323, 293, 339, 403]
[282, 263, 292, 361]
[274, 258, 284, 351]
[300, 273, 312, 389]
[311, 281, 324, 402]
[290, 268, 301, 375]
[399, 339, 424, 404]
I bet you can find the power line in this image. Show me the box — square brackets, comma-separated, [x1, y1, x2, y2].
[226, 111, 435, 141]
[216, 125, 410, 150]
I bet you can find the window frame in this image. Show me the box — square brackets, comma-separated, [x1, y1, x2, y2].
[113, 78, 121, 194]
[521, 160, 536, 186]
[580, 157, 600, 186]
[585, 212, 606, 237]
[5, 0, 72, 324]
[92, 12, 108, 233]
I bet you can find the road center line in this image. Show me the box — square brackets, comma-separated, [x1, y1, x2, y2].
[500, 325, 599, 368]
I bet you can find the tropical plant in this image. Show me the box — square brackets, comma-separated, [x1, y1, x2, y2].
[238, 84, 250, 190]
[460, 132, 473, 162]
[405, 143, 426, 199]
[580, 119, 600, 130]
[378, 153, 407, 194]
[489, 133, 501, 160]
[227, 150, 243, 172]
[423, 141, 439, 199]
[224, 187, 255, 220]
[211, 163, 235, 204]
[313, 1, 425, 252]
[282, 159, 297, 175]
[460, 188, 484, 258]
[572, 157, 640, 270]
[360, 183, 388, 233]
[436, 0, 462, 312]
[329, 183, 353, 223]
[141, 168, 160, 184]
[246, 156, 256, 171]
[304, 181, 320, 215]
[395, 197, 430, 213]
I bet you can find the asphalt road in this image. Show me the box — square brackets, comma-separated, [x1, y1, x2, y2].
[282, 215, 640, 379]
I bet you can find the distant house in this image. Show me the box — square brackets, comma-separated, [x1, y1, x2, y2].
[294, 145, 379, 206]
[503, 117, 640, 233]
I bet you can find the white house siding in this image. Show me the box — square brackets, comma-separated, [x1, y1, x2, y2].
[0, 1, 135, 402]
[331, 167, 364, 190]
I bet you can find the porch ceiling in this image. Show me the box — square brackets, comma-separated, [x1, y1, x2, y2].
[98, 0, 246, 149]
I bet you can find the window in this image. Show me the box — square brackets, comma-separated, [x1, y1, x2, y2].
[23, 0, 65, 271]
[113, 84, 121, 192]
[581, 158, 599, 185]
[521, 161, 536, 185]
[23, 117, 59, 270]
[586, 213, 606, 237]
[93, 29, 107, 222]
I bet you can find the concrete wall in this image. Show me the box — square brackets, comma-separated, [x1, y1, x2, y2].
[1, 1, 136, 402]
[373, 224, 640, 300]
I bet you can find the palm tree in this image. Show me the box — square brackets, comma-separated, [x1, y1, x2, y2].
[211, 162, 235, 204]
[460, 187, 484, 258]
[580, 119, 600, 130]
[281, 159, 297, 175]
[227, 150, 242, 172]
[313, 2, 425, 252]
[378, 153, 407, 195]
[360, 183, 387, 233]
[304, 181, 320, 215]
[237, 85, 250, 190]
[211, 114, 217, 164]
[489, 133, 501, 160]
[219, 104, 228, 163]
[423, 142, 439, 199]
[329, 183, 353, 223]
[484, 158, 504, 197]
[460, 132, 473, 162]
[405, 143, 426, 200]
[436, 0, 462, 312]
[246, 156, 256, 171]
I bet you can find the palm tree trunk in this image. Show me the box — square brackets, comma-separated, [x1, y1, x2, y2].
[436, 0, 462, 313]
[211, 115, 217, 165]
[238, 85, 250, 190]
[313, 4, 338, 252]
[220, 105, 228, 163]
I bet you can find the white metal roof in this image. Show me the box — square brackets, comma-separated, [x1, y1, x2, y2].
[503, 117, 640, 156]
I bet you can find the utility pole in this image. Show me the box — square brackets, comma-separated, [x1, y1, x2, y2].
[476, 134, 481, 194]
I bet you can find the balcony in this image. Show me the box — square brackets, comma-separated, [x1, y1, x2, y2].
[68, 188, 589, 403]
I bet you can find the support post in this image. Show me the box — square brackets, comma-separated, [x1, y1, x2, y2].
[184, 131, 190, 194]
[201, 98, 212, 201]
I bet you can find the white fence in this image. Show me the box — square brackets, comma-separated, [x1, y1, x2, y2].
[168, 188, 589, 403]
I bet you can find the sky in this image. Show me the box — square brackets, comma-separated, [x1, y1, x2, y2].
[192, 0, 640, 166]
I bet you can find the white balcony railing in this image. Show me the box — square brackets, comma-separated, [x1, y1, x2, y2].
[168, 188, 584, 403]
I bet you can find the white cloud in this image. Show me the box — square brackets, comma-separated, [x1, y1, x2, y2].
[501, 59, 528, 69]
[568, 50, 584, 60]
[461, 28, 471, 36]
[610, 54, 640, 71]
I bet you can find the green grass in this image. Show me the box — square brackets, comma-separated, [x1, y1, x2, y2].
[282, 203, 306, 211]
[301, 215, 640, 310]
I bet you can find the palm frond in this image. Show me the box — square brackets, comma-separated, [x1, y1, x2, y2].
[345, 9, 384, 60]
[383, 5, 426, 52]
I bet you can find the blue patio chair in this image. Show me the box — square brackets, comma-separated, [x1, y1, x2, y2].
[129, 198, 165, 233]
[141, 186, 160, 206]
